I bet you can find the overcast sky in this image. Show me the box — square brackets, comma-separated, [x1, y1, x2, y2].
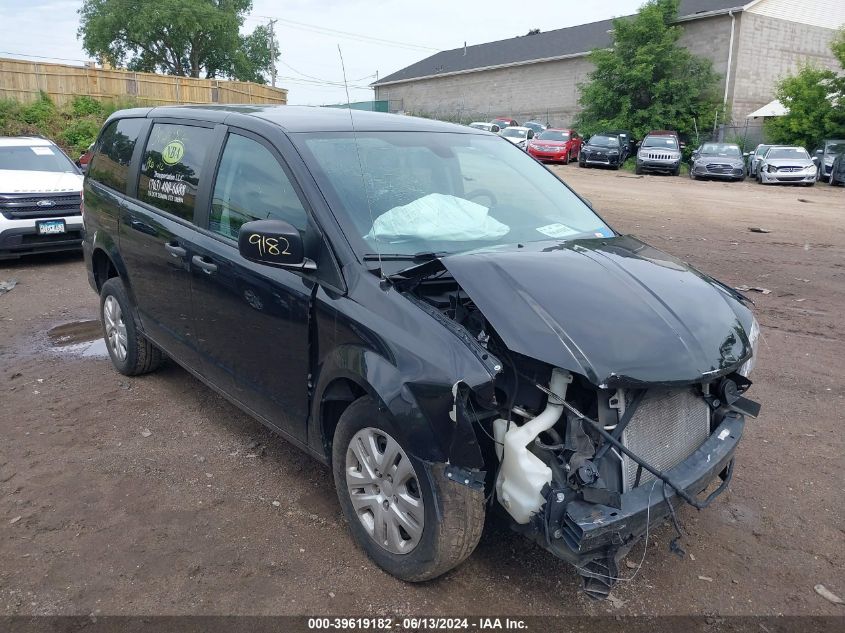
[2, 0, 645, 105]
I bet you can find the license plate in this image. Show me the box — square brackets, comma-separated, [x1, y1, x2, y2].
[37, 220, 66, 235]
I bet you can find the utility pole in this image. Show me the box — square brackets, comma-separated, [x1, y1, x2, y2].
[268, 18, 278, 87]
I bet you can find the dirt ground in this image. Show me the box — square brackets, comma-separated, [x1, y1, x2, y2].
[1, 168, 843, 617]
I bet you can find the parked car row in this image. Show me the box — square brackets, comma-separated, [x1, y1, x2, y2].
[746, 141, 845, 187]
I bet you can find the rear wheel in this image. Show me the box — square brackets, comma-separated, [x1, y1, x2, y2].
[100, 277, 163, 376]
[332, 397, 485, 582]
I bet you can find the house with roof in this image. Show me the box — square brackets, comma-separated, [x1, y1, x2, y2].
[372, 0, 845, 127]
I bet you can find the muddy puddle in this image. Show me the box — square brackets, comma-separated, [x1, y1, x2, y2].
[47, 320, 109, 358]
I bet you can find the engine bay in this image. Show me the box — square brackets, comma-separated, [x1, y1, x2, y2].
[403, 268, 760, 597]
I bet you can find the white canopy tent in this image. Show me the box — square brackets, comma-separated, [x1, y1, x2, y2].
[746, 99, 788, 118]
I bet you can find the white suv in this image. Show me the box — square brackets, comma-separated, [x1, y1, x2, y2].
[0, 137, 84, 259]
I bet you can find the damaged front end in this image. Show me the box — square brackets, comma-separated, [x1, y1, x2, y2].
[394, 238, 762, 598]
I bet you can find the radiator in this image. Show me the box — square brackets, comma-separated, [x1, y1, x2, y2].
[621, 388, 710, 491]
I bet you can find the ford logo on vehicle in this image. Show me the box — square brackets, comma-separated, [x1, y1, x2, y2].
[36, 199, 56, 207]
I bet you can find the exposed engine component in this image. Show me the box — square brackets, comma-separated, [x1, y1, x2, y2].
[404, 264, 760, 599]
[493, 368, 572, 524]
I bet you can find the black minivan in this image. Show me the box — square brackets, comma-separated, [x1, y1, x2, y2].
[83, 106, 760, 597]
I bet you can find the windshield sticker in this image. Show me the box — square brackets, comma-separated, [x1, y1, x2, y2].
[31, 146, 55, 155]
[536, 223, 580, 238]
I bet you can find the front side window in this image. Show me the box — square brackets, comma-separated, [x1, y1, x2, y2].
[209, 133, 308, 240]
[139, 123, 214, 221]
[88, 118, 145, 192]
[296, 131, 613, 258]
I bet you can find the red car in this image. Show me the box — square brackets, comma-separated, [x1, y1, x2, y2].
[526, 128, 583, 164]
[77, 143, 94, 173]
[491, 117, 519, 129]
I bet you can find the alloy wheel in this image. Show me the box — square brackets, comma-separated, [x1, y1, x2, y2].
[345, 427, 424, 554]
[103, 295, 127, 362]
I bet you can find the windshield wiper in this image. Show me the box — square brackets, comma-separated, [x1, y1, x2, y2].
[362, 252, 444, 262]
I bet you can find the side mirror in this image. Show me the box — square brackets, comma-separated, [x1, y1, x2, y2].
[812, 156, 820, 166]
[679, 142, 686, 150]
[815, 149, 823, 156]
[743, 152, 750, 157]
[238, 219, 315, 270]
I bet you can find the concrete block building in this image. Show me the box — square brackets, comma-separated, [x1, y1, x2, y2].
[372, 0, 845, 127]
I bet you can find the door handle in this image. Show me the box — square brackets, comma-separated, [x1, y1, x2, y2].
[165, 242, 187, 258]
[192, 255, 218, 274]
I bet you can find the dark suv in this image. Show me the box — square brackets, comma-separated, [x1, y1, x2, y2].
[83, 106, 760, 597]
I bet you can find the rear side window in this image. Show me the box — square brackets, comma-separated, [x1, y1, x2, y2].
[209, 133, 308, 239]
[88, 118, 144, 192]
[139, 123, 214, 221]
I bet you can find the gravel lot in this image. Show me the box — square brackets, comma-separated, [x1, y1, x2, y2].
[1, 167, 843, 617]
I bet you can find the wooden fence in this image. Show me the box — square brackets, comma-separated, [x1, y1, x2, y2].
[0, 57, 287, 107]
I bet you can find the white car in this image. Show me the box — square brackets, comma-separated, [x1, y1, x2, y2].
[757, 146, 817, 186]
[0, 137, 84, 259]
[469, 121, 501, 133]
[500, 126, 535, 150]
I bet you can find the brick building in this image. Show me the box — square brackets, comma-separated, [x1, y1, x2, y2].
[372, 0, 845, 127]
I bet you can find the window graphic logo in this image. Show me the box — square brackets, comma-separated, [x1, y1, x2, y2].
[162, 140, 185, 165]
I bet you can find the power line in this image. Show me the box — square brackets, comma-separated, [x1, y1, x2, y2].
[279, 60, 376, 86]
[247, 15, 439, 52]
[0, 50, 91, 64]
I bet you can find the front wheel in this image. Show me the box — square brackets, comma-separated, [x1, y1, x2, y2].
[635, 164, 643, 175]
[332, 397, 485, 582]
[99, 277, 163, 376]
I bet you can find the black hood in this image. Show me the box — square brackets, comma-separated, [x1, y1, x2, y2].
[440, 236, 754, 388]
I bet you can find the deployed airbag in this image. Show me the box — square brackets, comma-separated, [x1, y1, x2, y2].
[365, 193, 509, 243]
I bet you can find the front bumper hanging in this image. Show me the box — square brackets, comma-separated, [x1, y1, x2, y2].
[524, 412, 744, 595]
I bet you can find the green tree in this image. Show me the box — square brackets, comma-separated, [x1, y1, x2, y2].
[78, 0, 279, 83]
[575, 0, 721, 141]
[765, 29, 845, 150]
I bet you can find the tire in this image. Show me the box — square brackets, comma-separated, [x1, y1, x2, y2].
[332, 397, 485, 582]
[578, 159, 586, 168]
[689, 168, 697, 180]
[562, 150, 569, 165]
[635, 164, 643, 175]
[100, 277, 163, 376]
[672, 165, 681, 177]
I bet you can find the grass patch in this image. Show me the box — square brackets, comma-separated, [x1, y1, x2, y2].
[0, 93, 137, 158]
